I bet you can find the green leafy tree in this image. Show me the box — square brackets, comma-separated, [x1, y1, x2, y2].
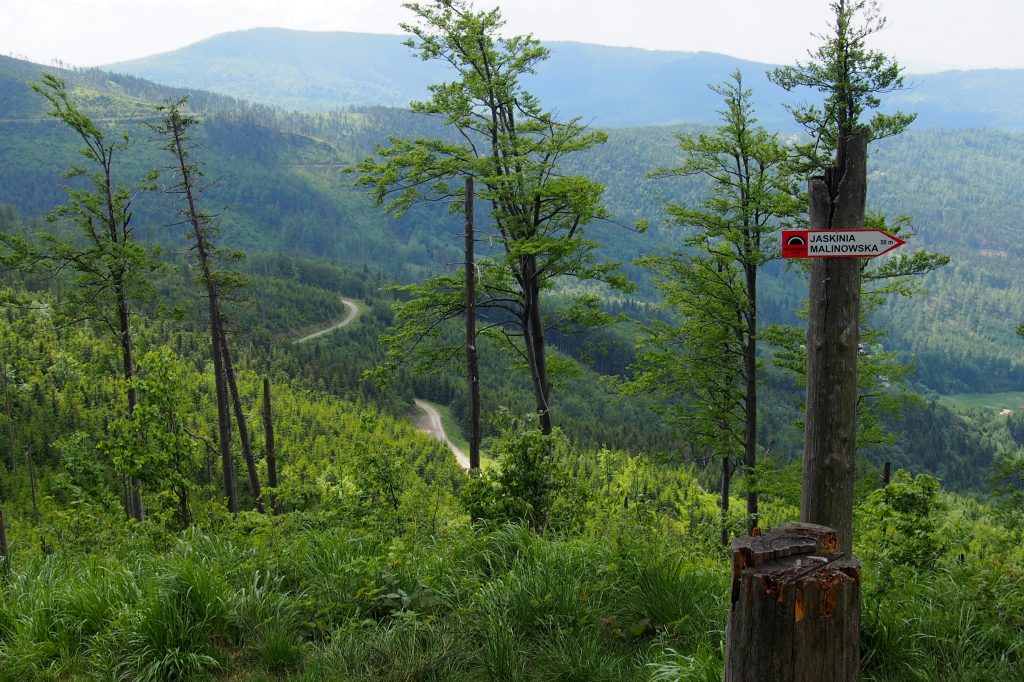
[0, 74, 160, 521]
[625, 73, 802, 542]
[992, 416, 1024, 529]
[101, 347, 202, 530]
[769, 0, 916, 173]
[355, 0, 630, 434]
[459, 413, 573, 532]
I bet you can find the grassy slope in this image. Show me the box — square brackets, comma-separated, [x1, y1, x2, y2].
[941, 391, 1024, 412]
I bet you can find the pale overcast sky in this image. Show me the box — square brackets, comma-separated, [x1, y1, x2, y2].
[1, 0, 1020, 73]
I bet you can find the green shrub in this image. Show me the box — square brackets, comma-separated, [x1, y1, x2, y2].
[460, 424, 575, 532]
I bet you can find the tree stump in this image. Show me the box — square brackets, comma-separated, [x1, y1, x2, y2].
[725, 523, 861, 682]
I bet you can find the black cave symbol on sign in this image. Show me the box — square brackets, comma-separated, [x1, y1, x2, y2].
[786, 235, 806, 246]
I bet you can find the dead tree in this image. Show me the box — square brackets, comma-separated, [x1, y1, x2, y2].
[802, 131, 867, 553]
[464, 177, 481, 471]
[263, 377, 280, 514]
[0, 508, 8, 561]
[218, 327, 263, 512]
[725, 523, 861, 681]
[151, 99, 266, 512]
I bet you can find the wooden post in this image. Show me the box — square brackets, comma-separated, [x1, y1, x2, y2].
[464, 177, 481, 471]
[802, 131, 868, 553]
[262, 377, 280, 514]
[725, 523, 861, 682]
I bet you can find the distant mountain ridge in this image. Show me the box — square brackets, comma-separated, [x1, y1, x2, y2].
[2, 54, 1024, 396]
[104, 27, 1024, 130]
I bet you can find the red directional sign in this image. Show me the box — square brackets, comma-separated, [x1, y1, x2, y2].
[782, 229, 906, 259]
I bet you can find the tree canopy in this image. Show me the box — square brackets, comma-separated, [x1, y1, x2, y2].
[355, 0, 631, 433]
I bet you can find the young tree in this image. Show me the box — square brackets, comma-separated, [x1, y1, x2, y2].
[149, 98, 261, 513]
[102, 347, 202, 530]
[626, 72, 802, 542]
[0, 74, 160, 521]
[769, 0, 915, 551]
[355, 0, 630, 435]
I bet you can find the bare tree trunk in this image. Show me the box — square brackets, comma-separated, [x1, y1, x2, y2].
[177, 489, 190, 529]
[27, 446, 39, 525]
[531, 321, 552, 435]
[721, 455, 732, 546]
[802, 131, 867, 553]
[212, 331, 237, 514]
[0, 508, 8, 561]
[262, 377, 280, 514]
[744, 264, 759, 531]
[218, 325, 263, 512]
[3, 366, 14, 472]
[464, 177, 481, 470]
[116, 286, 145, 523]
[520, 259, 552, 435]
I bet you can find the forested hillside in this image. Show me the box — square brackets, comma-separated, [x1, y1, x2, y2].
[0, 1, 1022, 679]
[3, 55, 1024, 480]
[4, 55, 1023, 397]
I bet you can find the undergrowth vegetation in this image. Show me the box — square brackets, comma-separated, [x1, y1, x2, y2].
[0, 283, 1019, 681]
[1, 445, 1021, 681]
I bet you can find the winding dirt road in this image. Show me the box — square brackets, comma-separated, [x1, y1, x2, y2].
[288, 296, 467, 470]
[414, 399, 471, 470]
[293, 297, 359, 344]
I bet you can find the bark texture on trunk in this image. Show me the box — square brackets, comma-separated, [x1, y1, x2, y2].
[725, 523, 861, 682]
[464, 178, 481, 470]
[801, 131, 867, 553]
[0, 508, 8, 560]
[263, 377, 280, 514]
[218, 326, 263, 512]
[744, 264, 759, 530]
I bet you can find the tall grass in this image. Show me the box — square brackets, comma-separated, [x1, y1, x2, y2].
[862, 565, 1023, 682]
[0, 513, 1018, 680]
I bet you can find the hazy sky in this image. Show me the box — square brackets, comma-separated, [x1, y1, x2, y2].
[2, 0, 1020, 73]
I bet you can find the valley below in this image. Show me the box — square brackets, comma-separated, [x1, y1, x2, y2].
[0, 6, 1021, 680]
